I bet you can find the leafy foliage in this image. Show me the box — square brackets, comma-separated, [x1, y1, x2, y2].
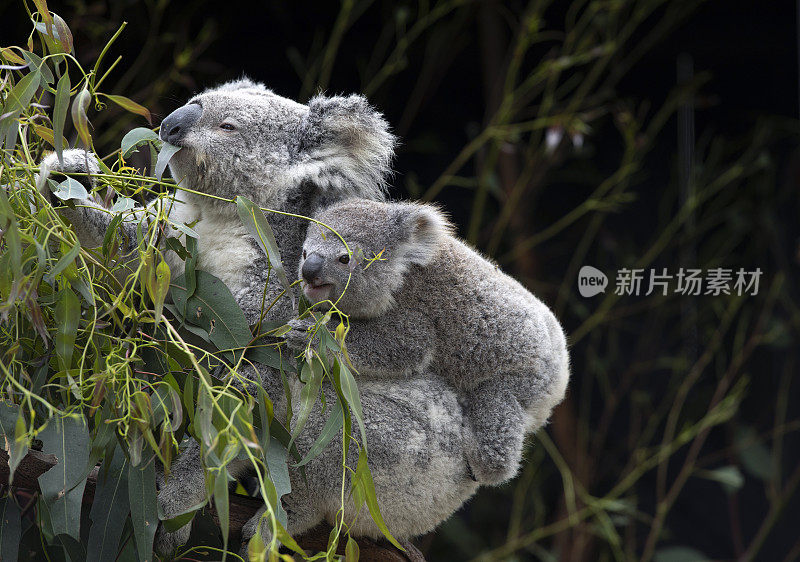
[0, 4, 395, 561]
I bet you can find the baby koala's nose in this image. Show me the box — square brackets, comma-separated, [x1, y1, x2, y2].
[301, 253, 325, 284]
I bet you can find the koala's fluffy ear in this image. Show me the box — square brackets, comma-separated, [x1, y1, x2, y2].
[395, 203, 451, 266]
[299, 94, 396, 195]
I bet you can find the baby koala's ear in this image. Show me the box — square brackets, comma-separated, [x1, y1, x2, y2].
[394, 203, 451, 266]
[299, 94, 396, 193]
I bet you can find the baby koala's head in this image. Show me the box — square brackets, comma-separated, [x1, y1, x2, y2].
[299, 199, 451, 318]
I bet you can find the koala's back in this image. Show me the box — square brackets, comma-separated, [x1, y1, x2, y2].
[403, 238, 566, 393]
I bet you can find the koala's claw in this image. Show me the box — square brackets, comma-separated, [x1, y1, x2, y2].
[283, 317, 319, 351]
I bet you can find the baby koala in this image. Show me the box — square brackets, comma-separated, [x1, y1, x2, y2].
[285, 199, 570, 484]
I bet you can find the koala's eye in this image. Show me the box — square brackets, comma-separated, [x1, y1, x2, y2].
[219, 123, 236, 131]
[338, 254, 350, 265]
[302, 249, 307, 259]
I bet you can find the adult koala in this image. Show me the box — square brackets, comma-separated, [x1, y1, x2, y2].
[38, 80, 486, 555]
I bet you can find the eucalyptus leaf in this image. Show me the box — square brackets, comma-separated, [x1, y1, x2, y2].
[44, 241, 80, 284]
[54, 287, 80, 372]
[235, 195, 295, 311]
[170, 271, 252, 360]
[110, 197, 135, 213]
[351, 448, 402, 550]
[120, 127, 159, 158]
[105, 94, 152, 124]
[213, 469, 230, 554]
[53, 72, 70, 165]
[128, 459, 158, 562]
[86, 447, 129, 562]
[295, 399, 344, 467]
[0, 495, 22, 562]
[38, 415, 90, 540]
[154, 142, 181, 181]
[51, 177, 88, 201]
[70, 87, 91, 148]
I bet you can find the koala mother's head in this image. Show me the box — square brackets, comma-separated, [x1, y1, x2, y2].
[159, 79, 395, 207]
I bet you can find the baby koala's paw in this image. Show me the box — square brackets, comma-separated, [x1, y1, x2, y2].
[282, 317, 319, 352]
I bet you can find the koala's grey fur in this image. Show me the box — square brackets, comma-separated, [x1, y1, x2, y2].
[38, 80, 483, 555]
[291, 199, 570, 485]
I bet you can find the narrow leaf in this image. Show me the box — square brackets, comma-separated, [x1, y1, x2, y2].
[0, 496, 22, 562]
[54, 287, 80, 371]
[105, 94, 152, 124]
[155, 142, 181, 181]
[128, 459, 158, 562]
[235, 195, 295, 311]
[87, 448, 129, 562]
[295, 399, 344, 467]
[353, 449, 402, 550]
[213, 470, 230, 555]
[70, 87, 91, 148]
[53, 72, 70, 164]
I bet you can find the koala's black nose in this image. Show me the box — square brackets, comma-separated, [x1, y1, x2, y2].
[301, 253, 325, 283]
[160, 103, 202, 145]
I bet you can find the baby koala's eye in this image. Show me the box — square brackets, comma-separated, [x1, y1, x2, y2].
[338, 254, 350, 265]
[219, 123, 236, 131]
[302, 249, 307, 259]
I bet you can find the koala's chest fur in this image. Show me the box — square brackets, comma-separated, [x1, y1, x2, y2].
[164, 197, 259, 295]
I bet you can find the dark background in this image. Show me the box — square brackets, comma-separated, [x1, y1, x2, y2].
[3, 1, 799, 560]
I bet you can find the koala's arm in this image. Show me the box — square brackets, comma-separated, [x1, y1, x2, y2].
[38, 149, 165, 264]
[341, 313, 436, 378]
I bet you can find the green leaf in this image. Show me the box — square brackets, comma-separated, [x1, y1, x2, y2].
[87, 447, 129, 562]
[44, 240, 80, 284]
[295, 399, 344, 467]
[0, 405, 28, 487]
[147, 258, 171, 323]
[155, 142, 181, 181]
[345, 536, 360, 562]
[2, 68, 40, 114]
[170, 271, 252, 359]
[268, 418, 303, 464]
[352, 449, 402, 550]
[54, 288, 80, 372]
[184, 235, 198, 301]
[235, 195, 295, 311]
[336, 361, 367, 453]
[102, 214, 124, 258]
[110, 197, 135, 213]
[0, 69, 41, 152]
[266, 440, 291, 528]
[213, 469, 230, 555]
[53, 72, 70, 164]
[160, 499, 204, 533]
[290, 358, 323, 446]
[183, 373, 196, 422]
[38, 415, 90, 540]
[120, 127, 159, 158]
[735, 426, 774, 481]
[696, 465, 744, 494]
[70, 87, 91, 148]
[104, 94, 152, 124]
[0, 495, 22, 562]
[51, 177, 88, 201]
